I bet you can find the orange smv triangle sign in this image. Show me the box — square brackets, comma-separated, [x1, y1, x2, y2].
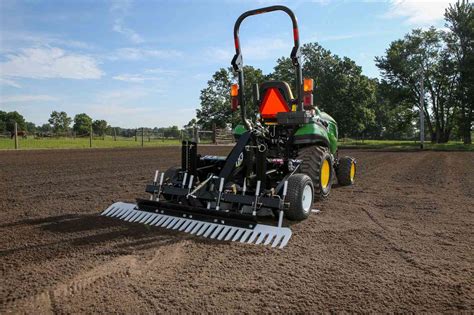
[259, 88, 290, 119]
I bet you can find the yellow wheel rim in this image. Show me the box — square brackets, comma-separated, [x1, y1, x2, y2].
[321, 159, 330, 189]
[350, 162, 356, 181]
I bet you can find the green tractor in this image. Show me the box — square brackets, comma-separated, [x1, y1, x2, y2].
[101, 5, 356, 248]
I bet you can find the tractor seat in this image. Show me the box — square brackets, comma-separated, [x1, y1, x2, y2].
[259, 81, 294, 121]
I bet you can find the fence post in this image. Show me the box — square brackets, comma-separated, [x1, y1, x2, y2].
[141, 127, 144, 147]
[14, 122, 18, 149]
[114, 128, 117, 141]
[135, 129, 137, 141]
[212, 123, 217, 145]
[90, 126, 93, 148]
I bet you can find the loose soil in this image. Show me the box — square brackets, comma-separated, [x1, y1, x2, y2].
[0, 147, 473, 313]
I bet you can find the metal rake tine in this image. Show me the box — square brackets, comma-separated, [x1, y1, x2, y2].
[109, 207, 126, 218]
[101, 206, 116, 216]
[155, 216, 172, 227]
[196, 223, 211, 236]
[239, 230, 253, 243]
[279, 232, 292, 249]
[217, 226, 232, 240]
[139, 213, 153, 223]
[264, 233, 276, 246]
[143, 213, 158, 224]
[148, 214, 165, 226]
[246, 231, 260, 244]
[271, 234, 285, 248]
[133, 212, 147, 222]
[104, 206, 120, 217]
[232, 228, 246, 242]
[255, 233, 268, 245]
[171, 218, 185, 230]
[203, 224, 218, 238]
[159, 217, 174, 227]
[190, 222, 205, 234]
[179, 219, 193, 231]
[209, 225, 224, 239]
[224, 227, 237, 241]
[185, 221, 199, 233]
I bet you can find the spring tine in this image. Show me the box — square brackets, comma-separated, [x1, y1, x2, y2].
[264, 233, 275, 246]
[163, 217, 178, 228]
[255, 233, 268, 245]
[138, 212, 152, 223]
[184, 221, 198, 233]
[271, 234, 285, 248]
[156, 216, 172, 227]
[196, 223, 210, 236]
[101, 206, 116, 216]
[210, 225, 224, 239]
[190, 222, 205, 235]
[179, 220, 193, 231]
[203, 224, 218, 238]
[110, 207, 127, 218]
[104, 207, 121, 217]
[232, 228, 246, 241]
[279, 232, 292, 249]
[224, 227, 237, 241]
[240, 230, 253, 243]
[126, 211, 142, 222]
[246, 231, 260, 244]
[217, 226, 232, 240]
[149, 214, 164, 225]
[133, 212, 147, 222]
[144, 213, 159, 224]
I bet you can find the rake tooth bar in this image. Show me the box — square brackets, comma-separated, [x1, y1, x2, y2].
[101, 202, 292, 249]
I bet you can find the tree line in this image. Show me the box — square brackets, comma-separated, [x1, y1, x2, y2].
[194, 1, 473, 144]
[0, 110, 182, 138]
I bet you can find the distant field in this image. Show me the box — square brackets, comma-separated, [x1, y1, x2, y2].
[0, 137, 472, 151]
[338, 139, 473, 151]
[0, 136, 183, 150]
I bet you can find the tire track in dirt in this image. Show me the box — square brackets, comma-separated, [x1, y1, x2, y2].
[1, 239, 189, 313]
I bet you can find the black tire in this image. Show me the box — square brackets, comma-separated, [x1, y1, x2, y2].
[285, 174, 314, 221]
[297, 146, 333, 201]
[336, 156, 356, 186]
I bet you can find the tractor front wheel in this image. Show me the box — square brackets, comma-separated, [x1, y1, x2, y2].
[285, 174, 314, 221]
[336, 156, 356, 186]
[297, 146, 333, 201]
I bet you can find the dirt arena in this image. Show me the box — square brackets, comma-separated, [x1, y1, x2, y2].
[0, 147, 472, 313]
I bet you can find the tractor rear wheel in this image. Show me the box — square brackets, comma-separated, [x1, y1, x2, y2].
[297, 146, 333, 201]
[285, 174, 314, 221]
[336, 156, 356, 186]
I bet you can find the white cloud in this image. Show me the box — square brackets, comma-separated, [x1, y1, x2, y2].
[384, 0, 455, 25]
[0, 30, 94, 51]
[109, 47, 183, 60]
[110, 0, 144, 43]
[0, 78, 21, 88]
[0, 47, 104, 79]
[0, 94, 58, 103]
[206, 38, 288, 62]
[113, 67, 177, 83]
[112, 73, 162, 83]
[113, 18, 144, 44]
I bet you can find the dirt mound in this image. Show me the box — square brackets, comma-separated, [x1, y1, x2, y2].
[1, 147, 472, 312]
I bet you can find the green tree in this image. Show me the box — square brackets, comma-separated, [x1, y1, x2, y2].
[376, 28, 459, 143]
[271, 43, 377, 137]
[196, 66, 265, 129]
[73, 113, 92, 135]
[3, 111, 27, 133]
[25, 122, 37, 133]
[0, 111, 6, 133]
[92, 119, 108, 136]
[49, 111, 72, 134]
[445, 0, 473, 144]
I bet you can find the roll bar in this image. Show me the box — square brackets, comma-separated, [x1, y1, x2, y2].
[231, 5, 304, 129]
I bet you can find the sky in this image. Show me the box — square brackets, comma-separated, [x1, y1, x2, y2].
[0, 0, 455, 128]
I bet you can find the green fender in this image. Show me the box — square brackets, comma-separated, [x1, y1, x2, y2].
[233, 124, 247, 139]
[294, 123, 337, 154]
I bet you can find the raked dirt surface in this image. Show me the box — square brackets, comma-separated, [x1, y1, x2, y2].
[0, 147, 473, 313]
